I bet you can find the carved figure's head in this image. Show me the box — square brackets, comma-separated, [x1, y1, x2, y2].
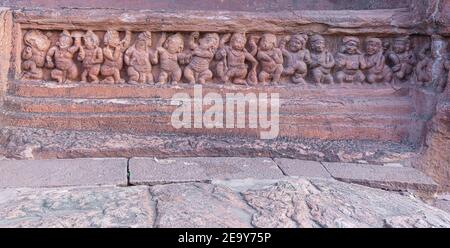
[365, 38, 382, 55]
[230, 33, 247, 51]
[23, 30, 51, 52]
[104, 30, 121, 48]
[288, 34, 308, 52]
[393, 37, 410, 54]
[135, 31, 152, 50]
[382, 40, 390, 53]
[310, 34, 326, 53]
[83, 30, 99, 50]
[341, 36, 361, 55]
[57, 30, 74, 49]
[199, 33, 220, 52]
[165, 33, 184, 54]
[259, 33, 277, 51]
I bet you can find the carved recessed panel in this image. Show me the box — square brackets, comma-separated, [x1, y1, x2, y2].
[18, 29, 449, 91]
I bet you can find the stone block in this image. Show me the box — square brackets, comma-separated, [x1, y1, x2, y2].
[274, 158, 331, 178]
[322, 162, 438, 192]
[0, 158, 127, 187]
[129, 157, 284, 184]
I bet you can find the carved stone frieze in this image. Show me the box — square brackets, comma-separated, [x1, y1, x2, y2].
[17, 29, 448, 92]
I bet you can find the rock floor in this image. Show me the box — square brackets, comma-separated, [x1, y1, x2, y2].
[0, 157, 449, 228]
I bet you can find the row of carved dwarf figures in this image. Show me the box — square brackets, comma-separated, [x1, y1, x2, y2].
[20, 29, 449, 89]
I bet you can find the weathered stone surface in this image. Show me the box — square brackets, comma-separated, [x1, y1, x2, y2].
[0, 8, 12, 100]
[0, 0, 412, 11]
[151, 178, 450, 228]
[322, 162, 438, 192]
[274, 158, 331, 178]
[150, 182, 254, 228]
[0, 185, 153, 228]
[433, 194, 450, 213]
[1, 178, 449, 228]
[129, 157, 284, 184]
[0, 126, 416, 165]
[0, 158, 127, 188]
[414, 101, 450, 191]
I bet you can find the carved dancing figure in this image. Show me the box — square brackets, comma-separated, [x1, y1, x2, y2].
[257, 33, 283, 85]
[156, 32, 188, 84]
[415, 43, 433, 86]
[364, 38, 392, 84]
[101, 30, 131, 84]
[280, 34, 311, 84]
[309, 34, 335, 84]
[124, 31, 157, 84]
[46, 30, 81, 83]
[387, 36, 416, 82]
[335, 36, 366, 84]
[78, 31, 103, 83]
[183, 32, 220, 84]
[215, 33, 258, 85]
[21, 30, 51, 80]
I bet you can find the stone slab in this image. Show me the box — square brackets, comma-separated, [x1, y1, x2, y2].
[151, 178, 450, 228]
[129, 157, 284, 184]
[0, 158, 127, 188]
[322, 162, 438, 192]
[0, 185, 153, 227]
[274, 158, 331, 178]
[0, 178, 449, 228]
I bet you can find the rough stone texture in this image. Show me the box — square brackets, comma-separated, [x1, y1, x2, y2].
[150, 182, 254, 228]
[0, 0, 412, 11]
[236, 179, 450, 228]
[0, 158, 127, 188]
[1, 178, 450, 228]
[322, 162, 438, 193]
[0, 185, 153, 228]
[129, 157, 284, 184]
[434, 194, 450, 213]
[1, 83, 417, 143]
[414, 100, 450, 191]
[13, 8, 420, 36]
[0, 8, 12, 101]
[274, 158, 331, 178]
[0, 126, 416, 165]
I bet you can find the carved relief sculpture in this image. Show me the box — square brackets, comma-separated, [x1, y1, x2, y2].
[101, 30, 131, 84]
[416, 43, 432, 86]
[257, 33, 283, 85]
[335, 36, 366, 84]
[21, 30, 51, 80]
[46, 30, 81, 83]
[184, 32, 220, 84]
[364, 38, 392, 84]
[246, 35, 261, 84]
[78, 31, 103, 83]
[309, 34, 335, 84]
[156, 32, 187, 85]
[215, 33, 258, 85]
[124, 31, 156, 84]
[280, 34, 311, 84]
[387, 36, 416, 82]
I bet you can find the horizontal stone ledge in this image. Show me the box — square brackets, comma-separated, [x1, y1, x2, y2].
[128, 157, 285, 184]
[13, 8, 420, 35]
[322, 162, 439, 193]
[274, 158, 332, 178]
[7, 81, 407, 99]
[0, 158, 128, 188]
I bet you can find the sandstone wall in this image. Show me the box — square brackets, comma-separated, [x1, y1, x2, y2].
[0, 8, 13, 106]
[0, 0, 412, 11]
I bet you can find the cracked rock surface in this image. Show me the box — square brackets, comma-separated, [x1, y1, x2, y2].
[1, 178, 450, 228]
